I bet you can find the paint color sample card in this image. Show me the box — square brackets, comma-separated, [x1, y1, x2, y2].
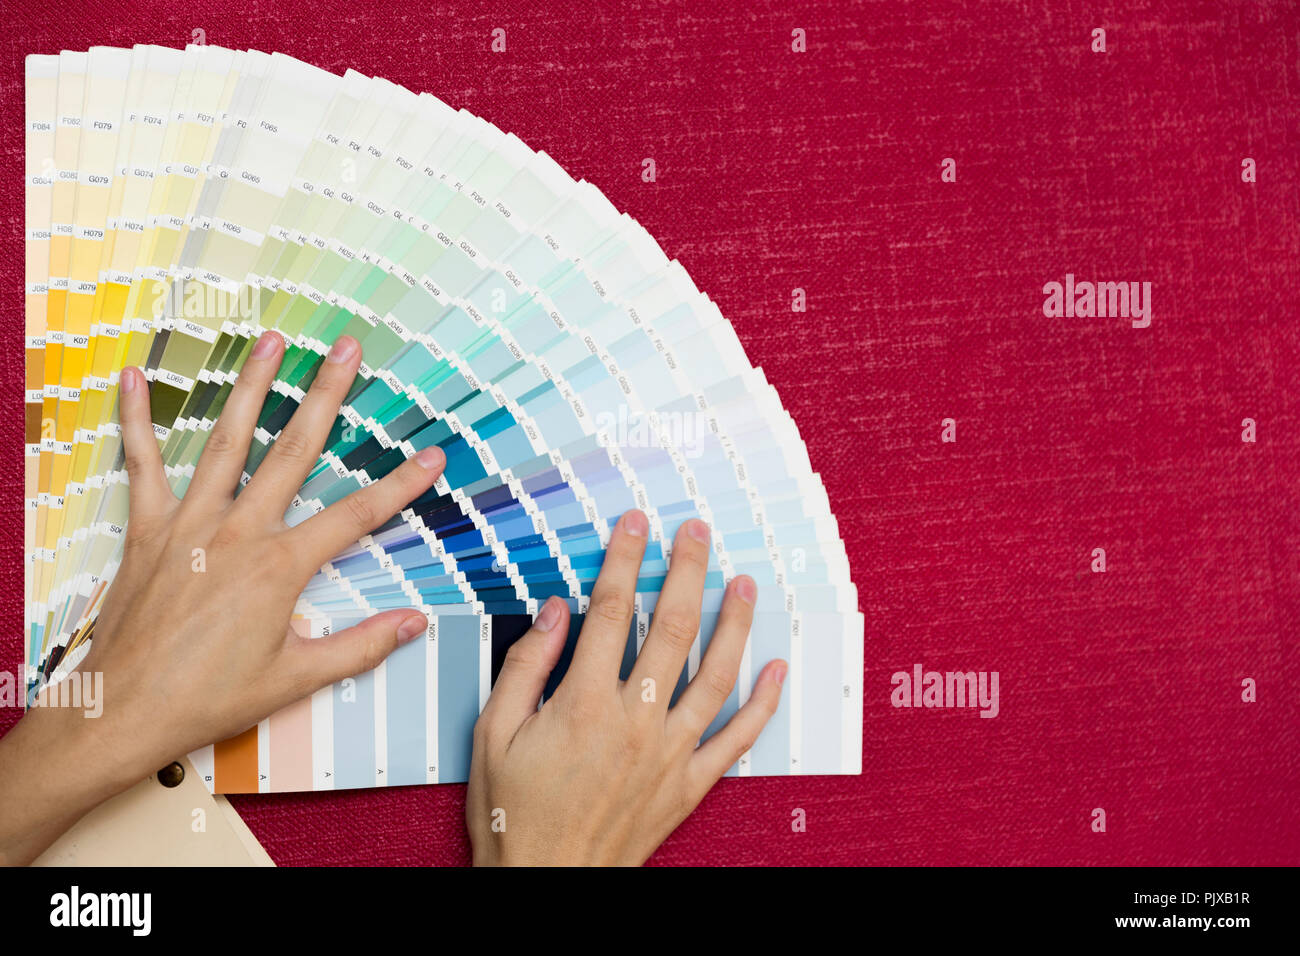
[24, 46, 864, 793]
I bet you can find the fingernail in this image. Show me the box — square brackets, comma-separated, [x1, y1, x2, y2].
[251, 331, 281, 359]
[686, 518, 710, 543]
[623, 509, 648, 537]
[772, 662, 788, 687]
[120, 367, 138, 394]
[534, 597, 562, 633]
[396, 614, 427, 644]
[326, 335, 358, 364]
[414, 446, 445, 470]
[734, 575, 757, 605]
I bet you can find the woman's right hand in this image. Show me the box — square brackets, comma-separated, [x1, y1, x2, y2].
[466, 509, 787, 866]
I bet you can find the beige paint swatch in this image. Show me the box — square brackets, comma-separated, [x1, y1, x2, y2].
[32, 756, 272, 867]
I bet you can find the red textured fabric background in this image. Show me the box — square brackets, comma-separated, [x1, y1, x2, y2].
[3, 1, 1297, 866]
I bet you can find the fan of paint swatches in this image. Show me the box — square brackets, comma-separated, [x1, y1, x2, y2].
[24, 46, 863, 793]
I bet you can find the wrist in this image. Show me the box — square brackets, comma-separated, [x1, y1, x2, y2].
[29, 698, 146, 800]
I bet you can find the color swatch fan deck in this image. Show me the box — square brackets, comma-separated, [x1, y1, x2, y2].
[24, 45, 863, 793]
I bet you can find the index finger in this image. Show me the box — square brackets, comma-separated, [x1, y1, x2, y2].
[626, 518, 712, 710]
[284, 444, 445, 573]
[562, 510, 649, 689]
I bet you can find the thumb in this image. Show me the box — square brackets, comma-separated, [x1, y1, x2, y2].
[479, 596, 570, 744]
[297, 608, 427, 687]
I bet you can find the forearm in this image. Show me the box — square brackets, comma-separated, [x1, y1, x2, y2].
[0, 705, 144, 866]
